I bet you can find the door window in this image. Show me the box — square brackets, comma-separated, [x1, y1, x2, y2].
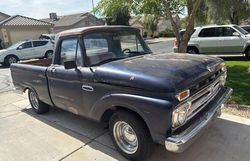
[218, 27, 236, 37]
[198, 28, 218, 37]
[60, 38, 82, 66]
[33, 41, 48, 47]
[19, 42, 32, 49]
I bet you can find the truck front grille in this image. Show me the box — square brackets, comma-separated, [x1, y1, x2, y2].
[186, 78, 221, 121]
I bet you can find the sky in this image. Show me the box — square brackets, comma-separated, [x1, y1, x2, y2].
[0, 0, 101, 19]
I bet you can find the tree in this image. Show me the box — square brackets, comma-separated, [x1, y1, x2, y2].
[196, 0, 250, 25]
[95, 0, 202, 53]
[94, 0, 131, 25]
[144, 15, 159, 37]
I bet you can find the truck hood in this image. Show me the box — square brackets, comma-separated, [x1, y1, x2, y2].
[94, 53, 223, 93]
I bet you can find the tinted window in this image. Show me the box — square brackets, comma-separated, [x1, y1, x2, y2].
[33, 41, 48, 47]
[241, 26, 250, 33]
[60, 38, 82, 66]
[198, 28, 218, 37]
[217, 27, 236, 37]
[19, 42, 32, 49]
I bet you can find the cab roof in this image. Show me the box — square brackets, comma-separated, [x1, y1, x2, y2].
[57, 26, 139, 38]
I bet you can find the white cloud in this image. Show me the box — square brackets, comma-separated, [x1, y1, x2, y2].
[0, 0, 100, 19]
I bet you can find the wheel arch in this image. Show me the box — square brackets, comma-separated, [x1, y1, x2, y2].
[4, 54, 20, 62]
[91, 93, 173, 144]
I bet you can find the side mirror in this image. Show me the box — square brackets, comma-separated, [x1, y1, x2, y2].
[64, 61, 77, 69]
[17, 46, 23, 50]
[233, 32, 240, 36]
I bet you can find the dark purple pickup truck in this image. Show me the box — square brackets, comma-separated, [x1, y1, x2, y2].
[11, 26, 232, 161]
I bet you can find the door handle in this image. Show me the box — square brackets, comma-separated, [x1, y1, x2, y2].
[82, 85, 94, 92]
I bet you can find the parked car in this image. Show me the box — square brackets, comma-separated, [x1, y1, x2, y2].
[241, 25, 250, 33]
[173, 25, 250, 60]
[11, 26, 232, 161]
[0, 40, 54, 66]
[39, 34, 55, 42]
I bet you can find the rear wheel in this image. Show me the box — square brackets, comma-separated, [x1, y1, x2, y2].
[187, 47, 199, 54]
[4, 55, 18, 66]
[109, 110, 154, 161]
[45, 51, 53, 59]
[245, 47, 250, 60]
[28, 90, 49, 114]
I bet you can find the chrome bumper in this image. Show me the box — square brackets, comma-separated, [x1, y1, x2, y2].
[165, 87, 233, 153]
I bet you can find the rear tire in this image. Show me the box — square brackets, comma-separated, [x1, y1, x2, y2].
[187, 47, 199, 54]
[45, 51, 53, 59]
[109, 110, 154, 161]
[4, 55, 18, 67]
[28, 90, 49, 114]
[245, 47, 250, 60]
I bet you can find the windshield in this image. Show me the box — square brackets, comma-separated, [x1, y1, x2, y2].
[83, 30, 152, 66]
[233, 26, 249, 35]
[7, 41, 25, 49]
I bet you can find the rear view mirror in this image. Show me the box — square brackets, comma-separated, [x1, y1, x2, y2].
[64, 61, 77, 69]
[233, 32, 240, 36]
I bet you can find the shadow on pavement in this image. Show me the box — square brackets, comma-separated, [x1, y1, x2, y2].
[23, 106, 250, 161]
[219, 56, 249, 61]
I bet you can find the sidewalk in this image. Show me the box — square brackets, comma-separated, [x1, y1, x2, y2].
[145, 37, 175, 44]
[1, 91, 250, 161]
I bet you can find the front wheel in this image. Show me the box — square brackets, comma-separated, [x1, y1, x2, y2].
[187, 47, 199, 54]
[28, 90, 50, 114]
[4, 55, 18, 66]
[109, 110, 154, 161]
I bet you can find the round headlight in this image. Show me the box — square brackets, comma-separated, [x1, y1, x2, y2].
[172, 102, 191, 127]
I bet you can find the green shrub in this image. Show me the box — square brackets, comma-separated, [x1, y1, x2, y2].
[159, 29, 176, 37]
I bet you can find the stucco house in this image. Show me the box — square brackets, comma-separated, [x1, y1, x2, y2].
[0, 14, 53, 48]
[41, 12, 105, 33]
[130, 15, 180, 35]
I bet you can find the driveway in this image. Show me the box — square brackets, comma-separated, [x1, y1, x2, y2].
[0, 65, 13, 93]
[1, 92, 250, 161]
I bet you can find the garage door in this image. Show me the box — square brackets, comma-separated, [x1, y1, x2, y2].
[9, 29, 49, 44]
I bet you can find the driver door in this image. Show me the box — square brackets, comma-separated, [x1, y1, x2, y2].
[17, 41, 33, 59]
[47, 37, 84, 114]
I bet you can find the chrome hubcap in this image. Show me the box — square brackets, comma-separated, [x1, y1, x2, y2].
[113, 121, 138, 154]
[29, 91, 39, 110]
[8, 57, 17, 64]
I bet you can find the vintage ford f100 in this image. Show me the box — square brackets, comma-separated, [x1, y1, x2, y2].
[11, 26, 233, 161]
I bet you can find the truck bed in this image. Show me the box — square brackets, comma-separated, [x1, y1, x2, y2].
[10, 58, 53, 106]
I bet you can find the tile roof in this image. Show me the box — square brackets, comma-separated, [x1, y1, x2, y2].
[41, 12, 90, 27]
[0, 15, 53, 26]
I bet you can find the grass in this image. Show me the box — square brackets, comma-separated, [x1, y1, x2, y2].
[225, 61, 250, 105]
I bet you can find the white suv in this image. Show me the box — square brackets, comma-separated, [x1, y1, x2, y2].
[174, 25, 250, 60]
[0, 40, 54, 66]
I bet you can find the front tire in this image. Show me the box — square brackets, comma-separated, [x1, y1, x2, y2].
[109, 110, 154, 161]
[28, 90, 49, 114]
[4, 55, 18, 67]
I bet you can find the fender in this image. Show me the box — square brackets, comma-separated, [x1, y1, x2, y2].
[89, 93, 174, 144]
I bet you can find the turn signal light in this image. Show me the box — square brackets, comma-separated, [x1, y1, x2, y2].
[176, 90, 190, 102]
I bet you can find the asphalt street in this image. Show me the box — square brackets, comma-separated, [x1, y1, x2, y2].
[0, 40, 174, 93]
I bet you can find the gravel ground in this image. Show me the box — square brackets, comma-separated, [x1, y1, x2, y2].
[223, 104, 250, 119]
